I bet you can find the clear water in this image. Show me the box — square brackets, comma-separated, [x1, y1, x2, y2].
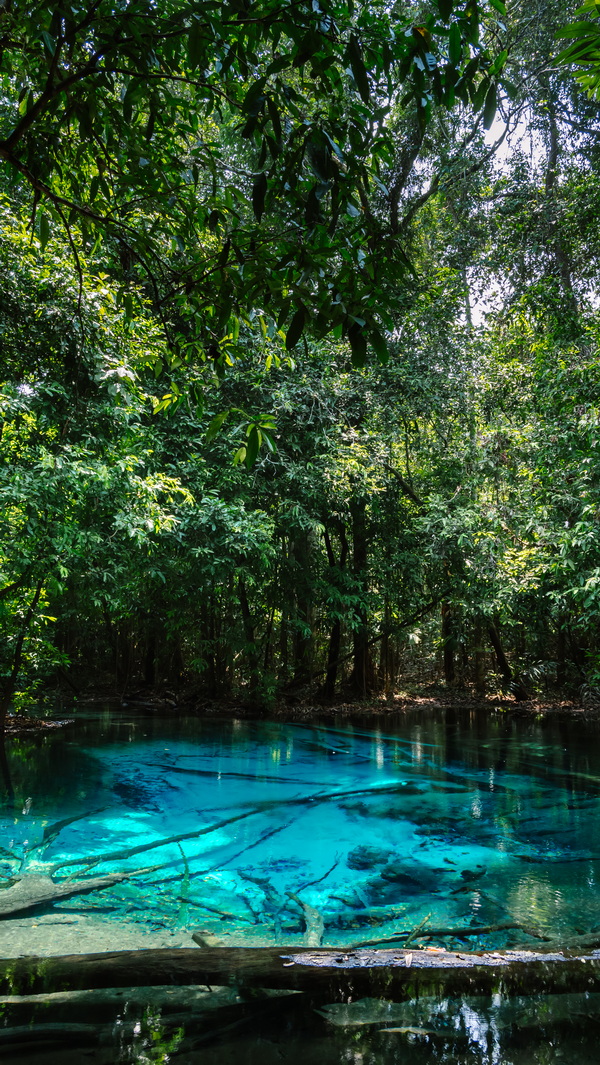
[2, 710, 600, 951]
[2, 707, 600, 1064]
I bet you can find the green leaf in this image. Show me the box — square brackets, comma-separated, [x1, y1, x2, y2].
[347, 34, 370, 104]
[206, 410, 230, 442]
[369, 327, 389, 365]
[483, 82, 497, 129]
[500, 76, 518, 100]
[245, 427, 260, 468]
[217, 239, 231, 269]
[252, 172, 268, 222]
[242, 78, 267, 115]
[555, 22, 598, 39]
[348, 323, 367, 367]
[487, 0, 506, 14]
[437, 0, 454, 19]
[261, 428, 277, 453]
[41, 30, 56, 57]
[39, 214, 50, 251]
[472, 75, 490, 109]
[449, 23, 462, 66]
[489, 49, 508, 76]
[267, 97, 283, 144]
[187, 20, 204, 68]
[285, 306, 306, 350]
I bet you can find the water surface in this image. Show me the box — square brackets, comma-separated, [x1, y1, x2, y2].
[2, 707, 600, 1064]
[2, 709, 600, 953]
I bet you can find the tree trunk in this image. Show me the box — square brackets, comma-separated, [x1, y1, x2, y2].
[441, 602, 456, 686]
[324, 620, 342, 699]
[556, 618, 566, 689]
[238, 579, 261, 701]
[488, 623, 529, 701]
[291, 532, 314, 684]
[322, 525, 348, 699]
[2, 946, 600, 1000]
[349, 497, 373, 697]
[143, 627, 157, 686]
[201, 598, 217, 694]
[378, 598, 394, 692]
[0, 579, 45, 799]
[473, 619, 487, 694]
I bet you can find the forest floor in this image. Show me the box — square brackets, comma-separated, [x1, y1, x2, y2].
[5, 682, 600, 736]
[270, 686, 599, 722]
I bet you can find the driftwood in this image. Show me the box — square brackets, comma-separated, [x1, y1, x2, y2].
[0, 866, 161, 919]
[1, 945, 600, 999]
[46, 782, 406, 876]
[351, 921, 551, 949]
[49, 807, 265, 873]
[285, 893, 325, 947]
[515, 932, 600, 953]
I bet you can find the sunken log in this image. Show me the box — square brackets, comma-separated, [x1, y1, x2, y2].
[0, 866, 162, 920]
[1, 946, 600, 999]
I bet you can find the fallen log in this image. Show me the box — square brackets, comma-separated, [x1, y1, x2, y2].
[351, 921, 551, 949]
[0, 866, 162, 920]
[515, 932, 600, 953]
[1, 945, 600, 999]
[285, 893, 324, 947]
[0, 1022, 98, 1049]
[49, 807, 266, 873]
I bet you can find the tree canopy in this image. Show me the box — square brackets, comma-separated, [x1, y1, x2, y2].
[2, 0, 600, 718]
[0, 1, 509, 367]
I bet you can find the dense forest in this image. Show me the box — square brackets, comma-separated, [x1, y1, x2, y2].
[2, 0, 600, 719]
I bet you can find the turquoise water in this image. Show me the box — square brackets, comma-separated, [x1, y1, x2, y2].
[2, 711, 600, 950]
[2, 708, 600, 1063]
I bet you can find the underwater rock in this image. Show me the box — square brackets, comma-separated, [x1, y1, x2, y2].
[113, 779, 161, 810]
[379, 863, 424, 887]
[346, 845, 394, 871]
[430, 784, 469, 793]
[340, 797, 423, 821]
[339, 800, 370, 817]
[460, 866, 486, 882]
[366, 861, 447, 903]
[379, 861, 444, 889]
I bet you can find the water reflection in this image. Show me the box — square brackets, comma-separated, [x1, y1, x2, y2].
[1, 987, 600, 1064]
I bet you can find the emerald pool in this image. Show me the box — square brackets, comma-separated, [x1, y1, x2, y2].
[1, 707, 600, 1063]
[2, 710, 600, 951]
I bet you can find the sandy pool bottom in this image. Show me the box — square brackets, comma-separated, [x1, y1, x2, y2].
[0, 914, 317, 957]
[0, 914, 198, 957]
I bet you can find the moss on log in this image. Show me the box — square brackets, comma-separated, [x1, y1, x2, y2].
[1, 946, 600, 999]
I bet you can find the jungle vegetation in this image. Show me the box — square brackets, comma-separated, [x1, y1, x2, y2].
[1, 0, 600, 716]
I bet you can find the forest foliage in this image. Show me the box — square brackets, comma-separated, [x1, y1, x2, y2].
[1, 0, 600, 714]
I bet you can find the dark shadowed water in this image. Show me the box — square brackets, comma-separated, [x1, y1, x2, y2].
[1, 706, 600, 1062]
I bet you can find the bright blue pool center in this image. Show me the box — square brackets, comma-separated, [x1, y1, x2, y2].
[3, 709, 600, 954]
